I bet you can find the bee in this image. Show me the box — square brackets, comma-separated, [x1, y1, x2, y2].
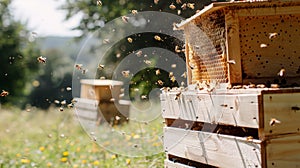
[61, 100, 66, 105]
[154, 0, 159, 4]
[144, 60, 152, 65]
[122, 70, 130, 77]
[177, 10, 181, 15]
[175, 46, 181, 53]
[66, 87, 72, 91]
[227, 60, 236, 64]
[115, 116, 121, 121]
[82, 69, 88, 74]
[97, 64, 105, 70]
[127, 37, 133, 43]
[169, 4, 176, 10]
[37, 56, 46, 63]
[260, 43, 268, 48]
[121, 16, 129, 23]
[176, 0, 182, 4]
[246, 136, 253, 142]
[110, 98, 115, 102]
[256, 84, 265, 88]
[103, 39, 110, 44]
[131, 10, 138, 15]
[169, 72, 174, 77]
[75, 64, 83, 70]
[71, 99, 77, 104]
[181, 72, 187, 78]
[270, 84, 280, 88]
[277, 68, 285, 77]
[269, 118, 281, 126]
[134, 88, 139, 92]
[54, 100, 60, 104]
[141, 95, 147, 100]
[170, 76, 176, 83]
[171, 64, 176, 68]
[0, 90, 9, 97]
[175, 92, 181, 100]
[269, 32, 278, 39]
[157, 80, 164, 86]
[154, 35, 162, 41]
[153, 70, 160, 76]
[67, 103, 73, 109]
[181, 3, 187, 10]
[135, 50, 143, 57]
[59, 107, 64, 112]
[100, 76, 106, 80]
[187, 3, 195, 9]
[116, 53, 121, 58]
[96, 0, 102, 6]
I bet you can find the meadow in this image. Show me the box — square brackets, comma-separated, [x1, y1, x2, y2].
[0, 104, 165, 168]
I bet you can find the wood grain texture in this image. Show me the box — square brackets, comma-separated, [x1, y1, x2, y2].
[164, 127, 262, 168]
[262, 91, 300, 137]
[165, 160, 196, 168]
[161, 91, 259, 128]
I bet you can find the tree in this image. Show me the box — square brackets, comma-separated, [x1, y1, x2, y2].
[0, 0, 40, 106]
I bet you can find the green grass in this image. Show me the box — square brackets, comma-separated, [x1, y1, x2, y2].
[0, 104, 165, 168]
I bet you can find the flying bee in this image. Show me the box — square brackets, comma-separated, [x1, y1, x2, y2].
[100, 76, 106, 80]
[54, 100, 60, 104]
[103, 39, 110, 44]
[155, 69, 161, 75]
[67, 103, 73, 109]
[246, 136, 253, 142]
[170, 76, 176, 83]
[175, 46, 181, 53]
[82, 69, 88, 74]
[66, 87, 72, 91]
[135, 50, 143, 57]
[181, 72, 187, 78]
[115, 116, 121, 121]
[127, 37, 133, 43]
[177, 10, 181, 15]
[98, 64, 105, 70]
[131, 10, 138, 15]
[278, 68, 285, 77]
[141, 95, 147, 100]
[269, 118, 281, 126]
[157, 80, 164, 86]
[269, 32, 278, 39]
[187, 3, 195, 9]
[122, 70, 130, 78]
[175, 92, 181, 100]
[154, 0, 159, 4]
[171, 64, 176, 68]
[154, 35, 162, 41]
[61, 100, 66, 105]
[59, 107, 64, 112]
[181, 3, 187, 10]
[75, 64, 83, 70]
[169, 72, 174, 77]
[121, 16, 129, 23]
[169, 4, 176, 10]
[260, 43, 268, 48]
[0, 90, 9, 97]
[37, 56, 46, 63]
[176, 0, 182, 4]
[96, 0, 102, 6]
[227, 60, 236, 64]
[144, 60, 152, 65]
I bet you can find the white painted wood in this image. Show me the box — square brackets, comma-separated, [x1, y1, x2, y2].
[262, 92, 300, 137]
[164, 127, 262, 168]
[161, 91, 259, 128]
[74, 97, 99, 111]
[164, 160, 195, 168]
[74, 108, 98, 121]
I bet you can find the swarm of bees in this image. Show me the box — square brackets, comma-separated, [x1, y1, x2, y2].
[37, 56, 46, 63]
[1, 90, 9, 97]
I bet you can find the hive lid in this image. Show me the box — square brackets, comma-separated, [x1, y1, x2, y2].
[80, 79, 123, 86]
[175, 0, 300, 29]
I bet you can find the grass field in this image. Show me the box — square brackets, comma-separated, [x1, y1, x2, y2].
[0, 104, 165, 168]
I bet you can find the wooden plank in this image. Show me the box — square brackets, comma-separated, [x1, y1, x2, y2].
[265, 134, 300, 168]
[164, 127, 262, 168]
[225, 10, 242, 84]
[74, 98, 99, 111]
[161, 91, 259, 128]
[262, 91, 300, 137]
[236, 5, 300, 17]
[165, 159, 195, 168]
[74, 108, 98, 121]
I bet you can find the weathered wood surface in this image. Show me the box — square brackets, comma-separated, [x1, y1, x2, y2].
[165, 159, 195, 168]
[265, 134, 300, 168]
[74, 98, 99, 121]
[164, 127, 262, 168]
[161, 91, 259, 128]
[262, 91, 300, 137]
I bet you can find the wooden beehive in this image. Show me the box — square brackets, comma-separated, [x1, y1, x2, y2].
[162, 1, 300, 168]
[75, 79, 130, 126]
[177, 0, 300, 87]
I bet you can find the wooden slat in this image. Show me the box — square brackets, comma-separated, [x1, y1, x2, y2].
[161, 91, 259, 128]
[74, 108, 98, 121]
[74, 98, 99, 111]
[164, 127, 262, 168]
[236, 5, 300, 17]
[265, 134, 300, 168]
[262, 91, 300, 137]
[225, 10, 242, 84]
[165, 159, 195, 168]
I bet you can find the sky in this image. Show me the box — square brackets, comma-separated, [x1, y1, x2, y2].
[11, 0, 82, 37]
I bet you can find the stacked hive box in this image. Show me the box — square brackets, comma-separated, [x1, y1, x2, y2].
[162, 1, 300, 167]
[75, 79, 130, 126]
